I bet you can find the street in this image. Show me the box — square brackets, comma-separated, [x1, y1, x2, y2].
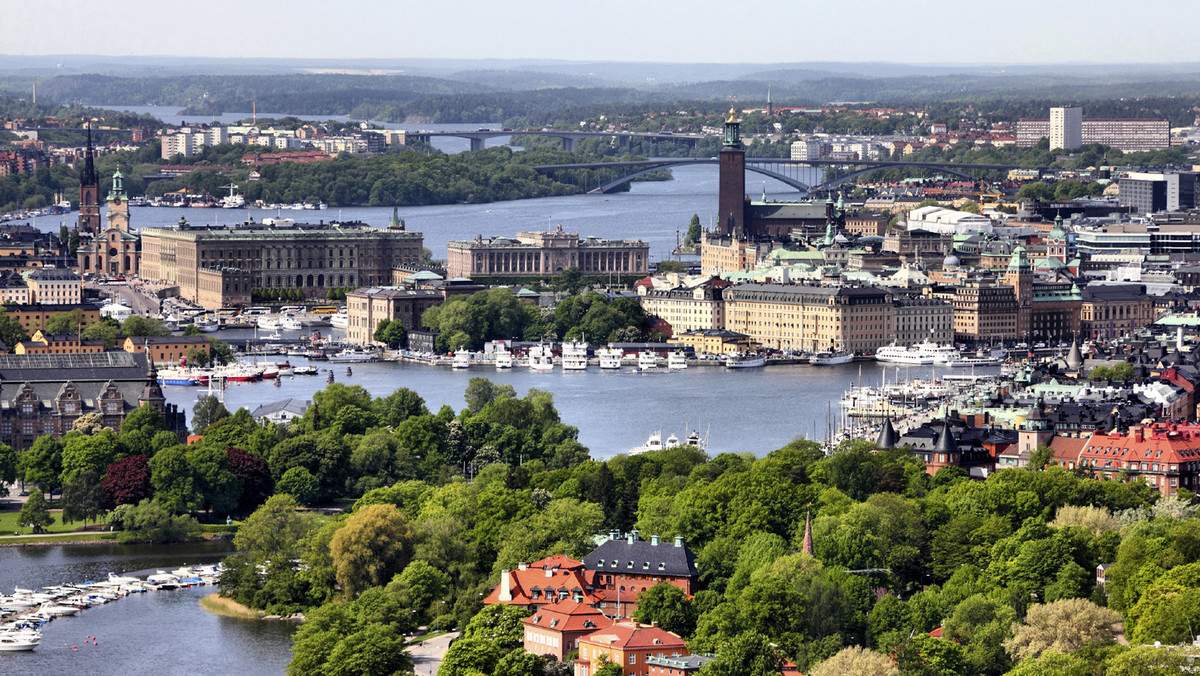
[409, 631, 459, 676]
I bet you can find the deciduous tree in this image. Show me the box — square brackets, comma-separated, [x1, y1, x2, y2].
[329, 503, 413, 597]
[101, 454, 152, 509]
[1005, 598, 1120, 661]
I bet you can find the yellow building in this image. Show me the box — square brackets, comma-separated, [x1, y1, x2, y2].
[26, 266, 81, 305]
[668, 329, 751, 355]
[639, 278, 730, 334]
[15, 329, 104, 355]
[723, 283, 894, 353]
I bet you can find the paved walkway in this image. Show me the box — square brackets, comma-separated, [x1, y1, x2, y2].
[409, 631, 460, 676]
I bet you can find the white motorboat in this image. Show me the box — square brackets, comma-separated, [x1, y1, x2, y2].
[329, 310, 349, 329]
[597, 346, 623, 369]
[256, 316, 281, 331]
[0, 631, 39, 651]
[561, 340, 589, 370]
[280, 316, 304, 331]
[667, 350, 688, 370]
[293, 365, 318, 375]
[630, 429, 698, 455]
[494, 346, 513, 369]
[328, 349, 376, 363]
[146, 571, 180, 589]
[725, 353, 766, 368]
[195, 317, 220, 333]
[637, 351, 658, 370]
[945, 354, 1003, 368]
[528, 343, 554, 371]
[451, 352, 471, 369]
[809, 350, 854, 366]
[37, 602, 79, 617]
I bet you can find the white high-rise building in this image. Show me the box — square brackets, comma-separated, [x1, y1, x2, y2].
[1050, 106, 1083, 150]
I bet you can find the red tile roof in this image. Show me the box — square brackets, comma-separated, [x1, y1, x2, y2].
[579, 621, 687, 651]
[482, 563, 598, 606]
[523, 600, 608, 633]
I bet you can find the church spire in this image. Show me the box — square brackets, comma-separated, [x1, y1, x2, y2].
[801, 511, 814, 555]
[82, 119, 97, 187]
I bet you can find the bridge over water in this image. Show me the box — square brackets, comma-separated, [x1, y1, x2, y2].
[405, 129, 709, 152]
[528, 157, 1035, 194]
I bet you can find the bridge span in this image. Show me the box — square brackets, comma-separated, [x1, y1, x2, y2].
[530, 157, 1033, 194]
[404, 129, 709, 152]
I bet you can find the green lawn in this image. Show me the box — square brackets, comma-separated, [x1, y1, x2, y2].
[0, 506, 94, 535]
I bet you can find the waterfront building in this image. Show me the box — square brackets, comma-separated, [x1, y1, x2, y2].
[0, 351, 186, 451]
[139, 217, 423, 309]
[26, 266, 81, 305]
[160, 124, 228, 159]
[574, 622, 688, 676]
[723, 283, 894, 353]
[446, 226, 648, 280]
[123, 335, 211, 364]
[948, 283, 1019, 342]
[78, 170, 140, 277]
[892, 295, 954, 346]
[667, 328, 751, 355]
[345, 286, 443, 346]
[639, 278, 729, 334]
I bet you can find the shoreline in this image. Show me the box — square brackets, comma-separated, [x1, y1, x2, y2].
[199, 593, 304, 622]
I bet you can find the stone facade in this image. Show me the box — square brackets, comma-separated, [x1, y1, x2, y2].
[446, 225, 648, 279]
[78, 170, 140, 278]
[345, 286, 444, 346]
[139, 218, 423, 309]
[724, 283, 894, 353]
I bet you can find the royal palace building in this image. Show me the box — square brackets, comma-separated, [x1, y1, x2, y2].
[139, 217, 423, 309]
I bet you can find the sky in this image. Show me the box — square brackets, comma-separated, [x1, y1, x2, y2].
[8, 0, 1200, 65]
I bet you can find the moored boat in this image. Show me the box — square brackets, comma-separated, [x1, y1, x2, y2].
[636, 351, 658, 371]
[328, 349, 375, 363]
[725, 353, 766, 369]
[451, 352, 471, 369]
[494, 346, 513, 369]
[561, 340, 589, 370]
[597, 346, 623, 369]
[667, 350, 688, 370]
[809, 350, 854, 366]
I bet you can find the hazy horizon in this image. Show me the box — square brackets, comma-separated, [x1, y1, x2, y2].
[8, 0, 1200, 66]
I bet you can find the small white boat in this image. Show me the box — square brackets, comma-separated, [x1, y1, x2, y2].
[329, 310, 349, 329]
[494, 346, 513, 369]
[146, 571, 180, 589]
[451, 352, 471, 369]
[328, 349, 375, 363]
[256, 316, 281, 331]
[809, 350, 854, 365]
[37, 602, 79, 617]
[725, 353, 766, 368]
[528, 343, 554, 371]
[637, 351, 658, 370]
[667, 351, 688, 370]
[280, 316, 304, 331]
[195, 317, 220, 333]
[0, 631, 39, 651]
[293, 365, 318, 375]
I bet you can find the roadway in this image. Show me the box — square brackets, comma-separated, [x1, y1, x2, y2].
[409, 631, 459, 676]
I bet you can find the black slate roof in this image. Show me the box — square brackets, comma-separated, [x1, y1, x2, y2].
[583, 532, 699, 578]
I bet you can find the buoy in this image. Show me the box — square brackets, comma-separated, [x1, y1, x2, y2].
[73, 646, 77, 651]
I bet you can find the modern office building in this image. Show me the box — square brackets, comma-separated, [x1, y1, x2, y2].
[139, 217, 423, 309]
[1017, 115, 1170, 151]
[1119, 172, 1197, 213]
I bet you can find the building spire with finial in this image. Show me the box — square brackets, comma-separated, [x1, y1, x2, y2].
[801, 511, 814, 555]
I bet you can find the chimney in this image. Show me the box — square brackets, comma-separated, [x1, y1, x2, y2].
[518, 562, 528, 571]
[651, 621, 659, 628]
[626, 532, 635, 545]
[651, 534, 659, 546]
[631, 529, 639, 541]
[674, 536, 683, 548]
[499, 570, 512, 602]
[545, 568, 553, 578]
[1132, 426, 1144, 442]
[610, 529, 620, 541]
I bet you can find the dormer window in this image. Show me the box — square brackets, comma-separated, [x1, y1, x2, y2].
[643, 562, 649, 570]
[658, 563, 665, 570]
[626, 561, 633, 569]
[598, 559, 605, 567]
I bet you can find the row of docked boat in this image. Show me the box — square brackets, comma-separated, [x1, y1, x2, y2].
[0, 566, 221, 651]
[454, 344, 690, 372]
[158, 361, 318, 386]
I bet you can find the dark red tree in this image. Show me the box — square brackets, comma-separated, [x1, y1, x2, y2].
[100, 455, 152, 510]
[226, 447, 274, 513]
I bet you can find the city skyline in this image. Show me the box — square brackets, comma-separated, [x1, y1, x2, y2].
[7, 0, 1200, 66]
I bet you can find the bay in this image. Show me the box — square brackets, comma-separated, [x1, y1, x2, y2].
[0, 542, 295, 675]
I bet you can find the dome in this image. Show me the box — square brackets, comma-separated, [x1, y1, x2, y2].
[942, 253, 960, 269]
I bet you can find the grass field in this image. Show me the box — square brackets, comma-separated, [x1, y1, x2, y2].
[0, 533, 117, 545]
[0, 506, 91, 535]
[200, 593, 265, 620]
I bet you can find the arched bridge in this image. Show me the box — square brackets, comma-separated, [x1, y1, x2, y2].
[530, 158, 1030, 194]
[405, 129, 708, 152]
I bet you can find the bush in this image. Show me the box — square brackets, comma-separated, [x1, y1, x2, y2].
[114, 499, 203, 543]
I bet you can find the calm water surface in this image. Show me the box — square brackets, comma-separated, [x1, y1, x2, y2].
[0, 542, 295, 675]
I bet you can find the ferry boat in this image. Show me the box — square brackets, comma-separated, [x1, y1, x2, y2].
[329, 310, 349, 329]
[256, 316, 281, 331]
[157, 368, 199, 386]
[328, 349, 375, 363]
[637, 351, 658, 370]
[875, 342, 936, 365]
[280, 316, 304, 331]
[561, 341, 589, 370]
[809, 350, 854, 366]
[195, 317, 219, 333]
[667, 351, 688, 370]
[494, 346, 513, 369]
[915, 340, 961, 364]
[944, 354, 1003, 368]
[293, 365, 318, 375]
[528, 343, 555, 371]
[597, 346, 623, 369]
[451, 352, 471, 369]
[725, 353, 766, 369]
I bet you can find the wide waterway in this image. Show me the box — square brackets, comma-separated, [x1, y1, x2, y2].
[0, 541, 295, 675]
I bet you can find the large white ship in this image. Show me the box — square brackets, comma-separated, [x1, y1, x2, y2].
[528, 343, 555, 371]
[875, 340, 959, 365]
[561, 340, 589, 370]
[597, 346, 623, 369]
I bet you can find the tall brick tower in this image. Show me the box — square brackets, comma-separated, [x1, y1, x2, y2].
[78, 120, 101, 236]
[717, 106, 745, 237]
[1005, 246, 1033, 339]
